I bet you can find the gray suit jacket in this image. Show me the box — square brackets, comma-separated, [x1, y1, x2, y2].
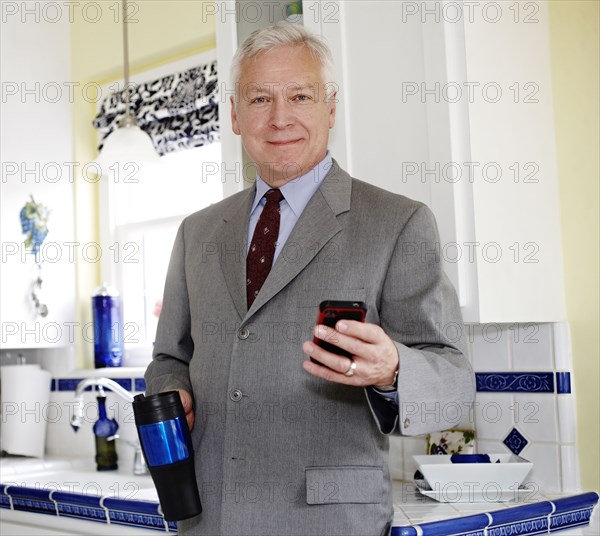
[145, 161, 475, 536]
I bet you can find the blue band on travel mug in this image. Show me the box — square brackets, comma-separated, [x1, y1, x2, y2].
[137, 416, 190, 467]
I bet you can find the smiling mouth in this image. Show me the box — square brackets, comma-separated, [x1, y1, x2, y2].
[268, 139, 301, 146]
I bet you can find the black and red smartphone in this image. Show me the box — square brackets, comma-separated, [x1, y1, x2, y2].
[311, 300, 367, 365]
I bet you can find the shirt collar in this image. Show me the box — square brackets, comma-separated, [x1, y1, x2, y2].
[251, 152, 333, 217]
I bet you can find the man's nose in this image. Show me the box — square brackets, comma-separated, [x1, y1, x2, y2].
[269, 99, 294, 129]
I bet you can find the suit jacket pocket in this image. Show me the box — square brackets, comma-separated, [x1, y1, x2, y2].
[305, 466, 383, 504]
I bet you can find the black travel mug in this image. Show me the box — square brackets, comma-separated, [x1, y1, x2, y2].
[133, 391, 202, 521]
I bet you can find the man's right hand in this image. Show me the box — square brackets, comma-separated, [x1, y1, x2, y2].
[177, 389, 195, 431]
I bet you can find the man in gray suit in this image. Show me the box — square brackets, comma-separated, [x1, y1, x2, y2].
[145, 23, 475, 536]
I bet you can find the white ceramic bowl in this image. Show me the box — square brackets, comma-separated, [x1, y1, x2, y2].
[413, 453, 533, 493]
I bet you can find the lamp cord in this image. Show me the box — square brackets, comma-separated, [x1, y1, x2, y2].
[122, 0, 131, 118]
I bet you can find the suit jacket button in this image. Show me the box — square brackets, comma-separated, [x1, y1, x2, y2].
[403, 417, 410, 429]
[230, 389, 243, 402]
[238, 328, 250, 340]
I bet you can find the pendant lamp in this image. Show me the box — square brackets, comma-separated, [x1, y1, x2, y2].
[94, 0, 159, 172]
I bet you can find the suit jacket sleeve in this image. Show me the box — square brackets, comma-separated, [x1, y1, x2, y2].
[365, 204, 475, 436]
[144, 222, 194, 396]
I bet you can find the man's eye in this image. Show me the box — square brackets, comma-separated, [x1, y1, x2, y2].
[251, 96, 267, 104]
[294, 94, 311, 102]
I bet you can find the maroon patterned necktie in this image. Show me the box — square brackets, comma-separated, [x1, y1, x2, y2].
[246, 189, 285, 308]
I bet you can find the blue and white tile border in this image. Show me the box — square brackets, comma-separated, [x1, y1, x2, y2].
[1, 480, 597, 535]
[51, 372, 574, 396]
[475, 372, 572, 394]
[0, 483, 177, 532]
[555, 372, 572, 394]
[52, 377, 146, 393]
[392, 492, 599, 536]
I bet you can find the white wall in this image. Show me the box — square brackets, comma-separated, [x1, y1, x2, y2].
[304, 0, 565, 323]
[1, 5, 76, 349]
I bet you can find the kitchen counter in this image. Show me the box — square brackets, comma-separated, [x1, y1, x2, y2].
[391, 481, 599, 535]
[0, 456, 170, 535]
[1, 457, 598, 535]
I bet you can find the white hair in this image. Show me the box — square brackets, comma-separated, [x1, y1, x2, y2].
[230, 23, 336, 100]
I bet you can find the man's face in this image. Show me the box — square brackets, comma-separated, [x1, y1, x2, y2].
[231, 45, 336, 187]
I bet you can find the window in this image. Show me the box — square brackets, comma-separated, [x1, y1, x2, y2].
[111, 143, 222, 357]
[98, 53, 223, 364]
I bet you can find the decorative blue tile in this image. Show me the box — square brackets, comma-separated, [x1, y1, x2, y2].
[107, 509, 167, 530]
[58, 378, 88, 391]
[488, 500, 552, 525]
[549, 494, 599, 532]
[56, 377, 135, 392]
[167, 520, 177, 531]
[52, 491, 103, 508]
[108, 378, 132, 391]
[415, 513, 489, 535]
[57, 502, 107, 523]
[11, 496, 56, 515]
[488, 518, 547, 535]
[392, 527, 419, 536]
[134, 378, 146, 392]
[503, 427, 529, 455]
[103, 497, 160, 516]
[550, 507, 594, 531]
[476, 372, 554, 393]
[6, 485, 52, 501]
[555, 372, 571, 394]
[0, 484, 10, 509]
[551, 492, 599, 513]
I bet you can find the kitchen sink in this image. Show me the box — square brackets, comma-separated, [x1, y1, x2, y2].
[1, 457, 170, 535]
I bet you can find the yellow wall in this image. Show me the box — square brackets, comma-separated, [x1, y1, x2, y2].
[548, 1, 600, 491]
[70, 1, 215, 367]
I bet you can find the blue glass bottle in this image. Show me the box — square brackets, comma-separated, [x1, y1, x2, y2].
[93, 396, 119, 471]
[92, 284, 124, 368]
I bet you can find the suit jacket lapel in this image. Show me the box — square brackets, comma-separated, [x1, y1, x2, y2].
[245, 161, 353, 320]
[220, 186, 255, 320]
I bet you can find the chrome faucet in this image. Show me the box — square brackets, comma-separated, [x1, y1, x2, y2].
[71, 377, 148, 475]
[111, 435, 148, 476]
[71, 377, 133, 430]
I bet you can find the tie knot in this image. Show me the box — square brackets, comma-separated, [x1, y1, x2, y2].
[264, 189, 284, 204]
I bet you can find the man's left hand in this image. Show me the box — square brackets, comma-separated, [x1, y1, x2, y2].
[302, 320, 399, 388]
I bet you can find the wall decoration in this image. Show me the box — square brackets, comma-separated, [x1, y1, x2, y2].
[19, 195, 50, 317]
[20, 195, 50, 255]
[504, 427, 529, 456]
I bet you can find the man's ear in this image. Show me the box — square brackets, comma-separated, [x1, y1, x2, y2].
[231, 95, 240, 135]
[328, 91, 337, 129]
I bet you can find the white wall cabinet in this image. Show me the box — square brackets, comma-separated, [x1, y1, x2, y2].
[215, 0, 565, 323]
[0, 13, 76, 348]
